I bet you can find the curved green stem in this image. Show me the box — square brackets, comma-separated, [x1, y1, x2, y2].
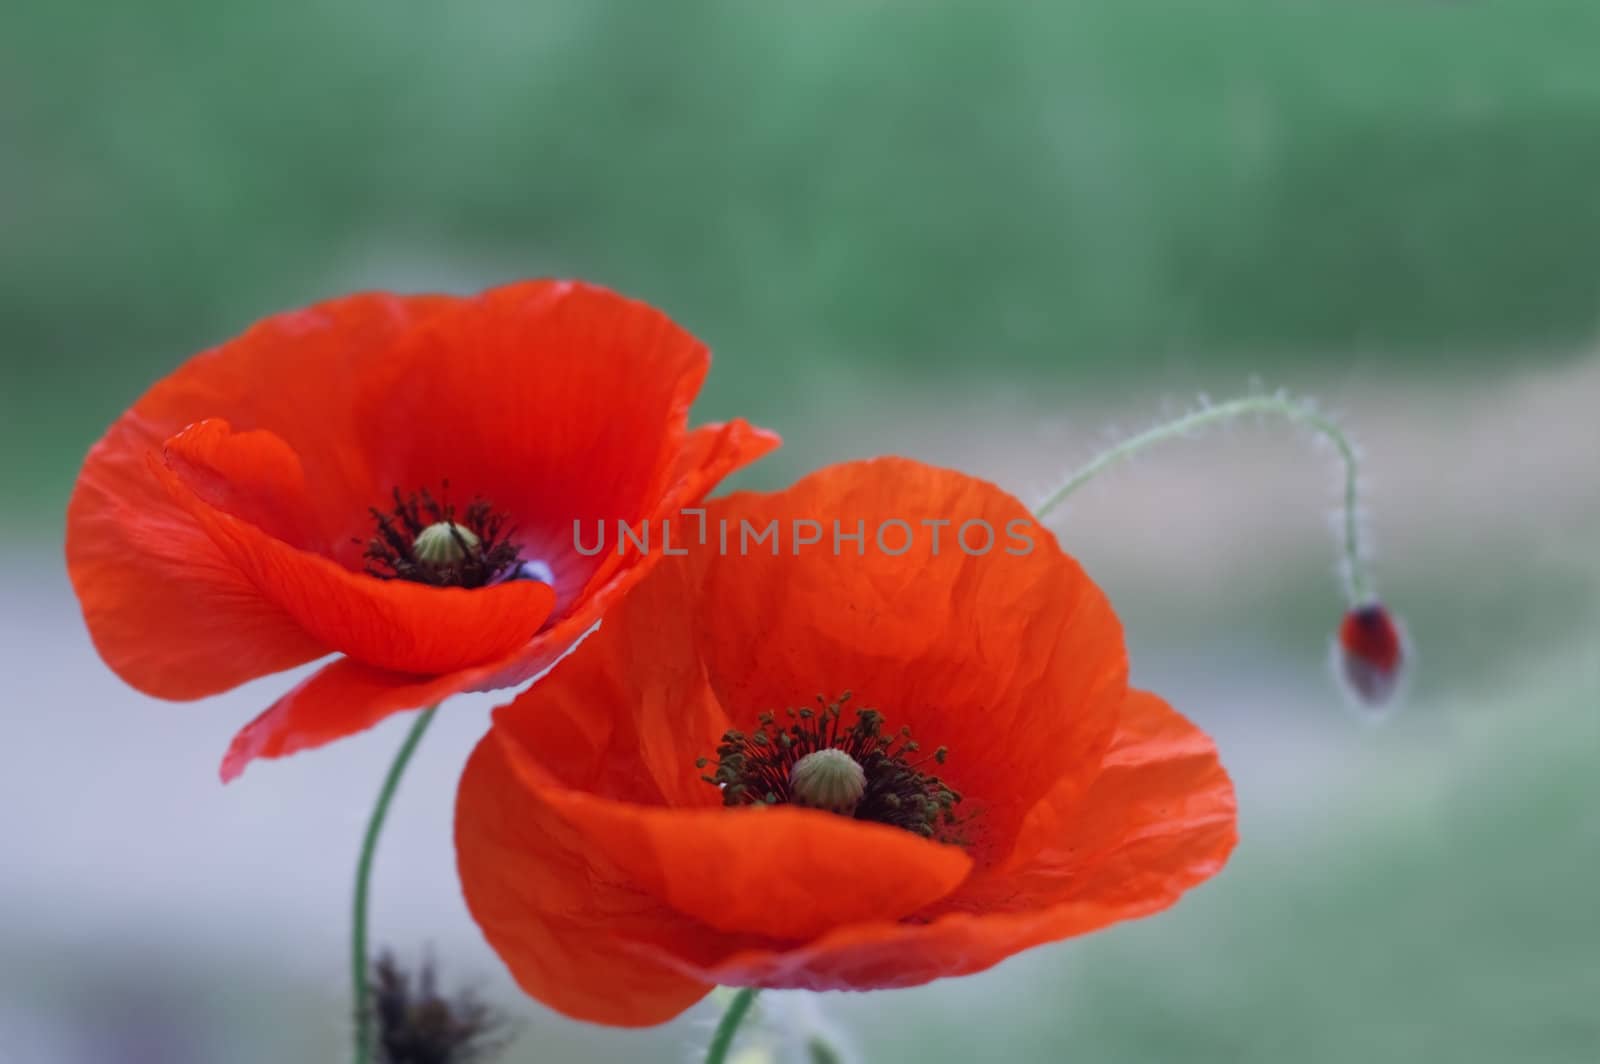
[1033, 393, 1373, 606]
[705, 987, 761, 1064]
[352, 704, 439, 1064]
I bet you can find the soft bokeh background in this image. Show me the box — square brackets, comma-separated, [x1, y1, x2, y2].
[4, 3, 1598, 1062]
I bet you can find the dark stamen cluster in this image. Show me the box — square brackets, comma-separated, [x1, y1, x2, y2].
[697, 692, 965, 843]
[364, 486, 522, 588]
[370, 951, 509, 1064]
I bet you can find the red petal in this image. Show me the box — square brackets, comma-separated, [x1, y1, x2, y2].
[155, 452, 555, 675]
[161, 418, 323, 549]
[668, 689, 1237, 993]
[455, 687, 1232, 1022]
[491, 703, 973, 941]
[352, 281, 714, 580]
[65, 292, 456, 697]
[455, 735, 717, 1026]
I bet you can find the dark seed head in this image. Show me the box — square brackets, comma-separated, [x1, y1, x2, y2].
[370, 951, 510, 1064]
[698, 693, 966, 843]
[363, 487, 523, 589]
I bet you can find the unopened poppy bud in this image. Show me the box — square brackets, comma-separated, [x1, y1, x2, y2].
[789, 748, 866, 815]
[412, 521, 480, 566]
[1336, 601, 1406, 709]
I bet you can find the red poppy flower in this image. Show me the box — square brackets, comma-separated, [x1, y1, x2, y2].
[455, 458, 1237, 1026]
[65, 280, 778, 780]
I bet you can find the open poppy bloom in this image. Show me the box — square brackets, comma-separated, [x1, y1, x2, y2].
[65, 280, 778, 780]
[455, 458, 1237, 1026]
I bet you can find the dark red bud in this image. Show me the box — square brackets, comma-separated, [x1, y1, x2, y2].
[1336, 602, 1406, 709]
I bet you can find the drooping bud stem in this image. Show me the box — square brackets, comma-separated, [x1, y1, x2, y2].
[1034, 392, 1376, 605]
[412, 521, 480, 566]
[789, 748, 867, 815]
[1036, 391, 1409, 710]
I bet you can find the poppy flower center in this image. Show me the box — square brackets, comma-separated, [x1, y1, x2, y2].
[697, 693, 965, 843]
[789, 748, 867, 814]
[364, 487, 525, 589]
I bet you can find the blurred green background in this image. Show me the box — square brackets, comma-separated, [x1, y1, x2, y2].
[2, 3, 1596, 1063]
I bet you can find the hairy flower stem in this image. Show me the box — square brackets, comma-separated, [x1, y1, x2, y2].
[1034, 393, 1374, 606]
[705, 988, 761, 1064]
[353, 704, 439, 1064]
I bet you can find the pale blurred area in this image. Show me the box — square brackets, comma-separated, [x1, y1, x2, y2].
[4, 2, 1599, 1062]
